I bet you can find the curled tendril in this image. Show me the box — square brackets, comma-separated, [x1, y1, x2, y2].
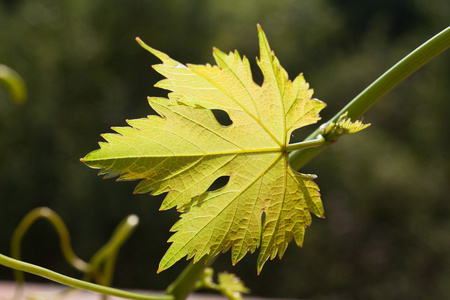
[9, 207, 142, 299]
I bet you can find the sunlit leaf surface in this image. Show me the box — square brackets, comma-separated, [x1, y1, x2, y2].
[82, 25, 326, 273]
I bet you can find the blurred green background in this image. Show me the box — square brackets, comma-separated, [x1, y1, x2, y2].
[1, 0, 449, 299]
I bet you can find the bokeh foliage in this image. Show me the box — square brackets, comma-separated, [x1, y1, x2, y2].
[1, 0, 449, 299]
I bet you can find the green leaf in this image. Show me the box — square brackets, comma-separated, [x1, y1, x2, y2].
[320, 112, 371, 139]
[82, 25, 326, 274]
[337, 117, 370, 135]
[195, 268, 249, 300]
[217, 272, 250, 300]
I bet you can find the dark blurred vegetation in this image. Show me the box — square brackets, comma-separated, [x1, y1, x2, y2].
[1, 0, 449, 299]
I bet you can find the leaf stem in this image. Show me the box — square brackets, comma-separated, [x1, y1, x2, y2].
[289, 26, 450, 170]
[285, 134, 325, 152]
[166, 256, 218, 300]
[0, 253, 173, 300]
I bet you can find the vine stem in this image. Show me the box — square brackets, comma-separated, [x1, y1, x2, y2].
[3, 211, 167, 300]
[0, 253, 173, 300]
[289, 26, 450, 170]
[0, 64, 27, 104]
[166, 256, 217, 300]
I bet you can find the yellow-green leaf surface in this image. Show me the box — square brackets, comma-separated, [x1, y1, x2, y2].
[82, 25, 326, 274]
[217, 272, 250, 300]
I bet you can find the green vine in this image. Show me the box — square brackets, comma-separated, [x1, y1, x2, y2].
[289, 26, 450, 170]
[6, 207, 162, 300]
[0, 64, 27, 104]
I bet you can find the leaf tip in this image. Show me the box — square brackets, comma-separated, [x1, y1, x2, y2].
[135, 37, 151, 51]
[256, 257, 267, 275]
[257, 23, 267, 38]
[256, 266, 262, 276]
[136, 37, 179, 67]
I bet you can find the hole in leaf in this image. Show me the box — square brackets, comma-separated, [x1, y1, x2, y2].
[211, 109, 233, 126]
[206, 176, 230, 191]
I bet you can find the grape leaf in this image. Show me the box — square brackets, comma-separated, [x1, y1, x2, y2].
[82, 25, 326, 274]
[196, 268, 249, 300]
[217, 272, 250, 300]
